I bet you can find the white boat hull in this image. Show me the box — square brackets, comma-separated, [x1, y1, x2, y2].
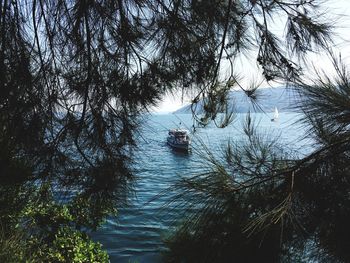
[167, 138, 190, 151]
[167, 128, 191, 151]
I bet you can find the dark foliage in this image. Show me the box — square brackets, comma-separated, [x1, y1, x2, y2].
[0, 0, 334, 261]
[165, 58, 350, 262]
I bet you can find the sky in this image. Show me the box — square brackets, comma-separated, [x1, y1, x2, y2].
[154, 0, 350, 113]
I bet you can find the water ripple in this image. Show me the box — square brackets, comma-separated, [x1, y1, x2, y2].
[92, 113, 303, 262]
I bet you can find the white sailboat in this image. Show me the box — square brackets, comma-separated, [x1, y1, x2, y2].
[271, 107, 279, 122]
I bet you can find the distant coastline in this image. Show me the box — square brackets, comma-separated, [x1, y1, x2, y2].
[173, 87, 299, 114]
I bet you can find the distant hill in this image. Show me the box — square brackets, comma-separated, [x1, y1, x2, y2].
[173, 87, 300, 114]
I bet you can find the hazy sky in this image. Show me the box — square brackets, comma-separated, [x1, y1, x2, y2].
[155, 0, 350, 113]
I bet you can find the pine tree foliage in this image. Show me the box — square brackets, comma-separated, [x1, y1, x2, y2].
[0, 0, 336, 261]
[165, 59, 350, 262]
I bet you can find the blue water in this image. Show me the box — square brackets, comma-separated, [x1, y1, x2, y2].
[92, 113, 308, 263]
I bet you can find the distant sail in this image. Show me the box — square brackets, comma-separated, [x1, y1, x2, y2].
[274, 107, 279, 119]
[271, 107, 279, 122]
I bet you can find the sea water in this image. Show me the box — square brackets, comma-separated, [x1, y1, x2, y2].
[92, 112, 309, 263]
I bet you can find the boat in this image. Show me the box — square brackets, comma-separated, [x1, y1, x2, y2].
[167, 129, 191, 151]
[271, 107, 279, 122]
